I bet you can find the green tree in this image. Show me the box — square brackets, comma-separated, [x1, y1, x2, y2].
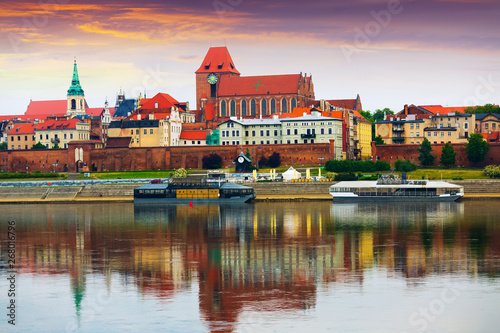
[202, 153, 222, 169]
[359, 110, 374, 123]
[52, 144, 61, 149]
[0, 142, 7, 150]
[374, 135, 385, 145]
[464, 104, 500, 114]
[267, 152, 281, 168]
[440, 142, 456, 167]
[418, 138, 435, 166]
[466, 133, 490, 165]
[31, 142, 46, 149]
[373, 108, 394, 122]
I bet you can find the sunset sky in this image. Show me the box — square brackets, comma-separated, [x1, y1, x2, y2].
[1, 0, 499, 115]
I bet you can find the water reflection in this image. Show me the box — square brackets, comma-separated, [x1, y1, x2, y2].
[1, 202, 499, 332]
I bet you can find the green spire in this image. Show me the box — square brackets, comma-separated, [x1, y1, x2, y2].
[67, 60, 85, 96]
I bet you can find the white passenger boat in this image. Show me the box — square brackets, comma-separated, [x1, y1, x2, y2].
[329, 176, 464, 202]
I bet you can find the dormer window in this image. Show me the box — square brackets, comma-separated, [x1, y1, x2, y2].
[204, 62, 210, 70]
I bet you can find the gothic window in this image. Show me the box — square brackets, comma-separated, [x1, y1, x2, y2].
[261, 99, 267, 116]
[291, 98, 297, 111]
[270, 98, 276, 114]
[250, 99, 256, 116]
[230, 100, 236, 117]
[221, 100, 227, 117]
[241, 100, 247, 116]
[281, 98, 288, 114]
[71, 99, 76, 110]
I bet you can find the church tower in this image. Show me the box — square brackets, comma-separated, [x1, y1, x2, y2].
[195, 46, 240, 110]
[66, 60, 86, 117]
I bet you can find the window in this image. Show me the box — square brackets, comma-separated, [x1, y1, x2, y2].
[150, 129, 153, 134]
[236, 130, 240, 136]
[144, 129, 147, 134]
[64, 134, 67, 139]
[252, 141, 255, 144]
[427, 132, 431, 137]
[464, 123, 468, 129]
[441, 132, 444, 137]
[261, 99, 267, 116]
[448, 132, 451, 136]
[321, 128, 324, 134]
[294, 129, 298, 135]
[46, 144, 49, 148]
[136, 129, 139, 135]
[252, 130, 255, 136]
[281, 98, 288, 113]
[24, 136, 27, 141]
[434, 132, 437, 137]
[232, 130, 235, 136]
[230, 100, 236, 117]
[291, 98, 297, 111]
[136, 138, 139, 143]
[410, 132, 414, 137]
[250, 99, 256, 116]
[270, 98, 276, 114]
[410, 124, 414, 129]
[266, 130, 270, 136]
[70, 134, 73, 139]
[416, 124, 420, 129]
[287, 139, 291, 144]
[328, 128, 332, 135]
[416, 132, 420, 137]
[274, 129, 278, 136]
[241, 100, 247, 116]
[287, 129, 290, 135]
[245, 131, 248, 136]
[266, 140, 270, 144]
[221, 100, 227, 116]
[260, 130, 264, 136]
[46, 134, 49, 140]
[294, 139, 298, 144]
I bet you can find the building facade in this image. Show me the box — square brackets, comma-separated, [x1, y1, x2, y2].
[35, 118, 91, 149]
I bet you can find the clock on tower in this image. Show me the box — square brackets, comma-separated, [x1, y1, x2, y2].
[207, 73, 218, 85]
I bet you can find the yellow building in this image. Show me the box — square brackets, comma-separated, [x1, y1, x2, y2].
[353, 112, 373, 159]
[35, 118, 90, 149]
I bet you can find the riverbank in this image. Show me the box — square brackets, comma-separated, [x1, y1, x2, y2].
[0, 179, 498, 204]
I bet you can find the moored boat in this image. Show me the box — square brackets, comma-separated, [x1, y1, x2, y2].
[329, 176, 464, 202]
[134, 177, 255, 204]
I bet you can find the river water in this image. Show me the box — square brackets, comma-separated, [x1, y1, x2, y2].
[0, 201, 499, 332]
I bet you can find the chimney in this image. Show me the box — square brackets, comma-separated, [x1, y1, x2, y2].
[404, 104, 408, 115]
[137, 114, 141, 120]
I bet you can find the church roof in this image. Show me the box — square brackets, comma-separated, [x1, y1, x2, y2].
[113, 99, 136, 118]
[196, 46, 240, 75]
[67, 60, 85, 96]
[25, 100, 67, 118]
[36, 118, 83, 131]
[218, 74, 302, 97]
[326, 99, 357, 110]
[85, 107, 116, 117]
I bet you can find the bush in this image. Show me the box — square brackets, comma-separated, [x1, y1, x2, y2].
[394, 159, 417, 172]
[334, 172, 358, 181]
[375, 161, 390, 171]
[0, 172, 60, 179]
[484, 165, 500, 178]
[258, 156, 268, 168]
[358, 174, 381, 180]
[202, 153, 222, 169]
[173, 168, 188, 178]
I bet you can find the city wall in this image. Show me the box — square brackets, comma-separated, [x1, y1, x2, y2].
[372, 142, 500, 167]
[0, 140, 335, 173]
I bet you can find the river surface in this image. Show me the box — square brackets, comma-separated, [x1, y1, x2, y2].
[1, 202, 499, 332]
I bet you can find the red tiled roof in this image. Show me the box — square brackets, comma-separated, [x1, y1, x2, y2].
[180, 130, 208, 140]
[327, 99, 357, 110]
[353, 111, 371, 124]
[8, 123, 35, 135]
[35, 118, 82, 131]
[279, 107, 344, 120]
[218, 74, 301, 97]
[419, 105, 469, 115]
[85, 107, 116, 117]
[139, 93, 179, 109]
[195, 46, 240, 75]
[25, 100, 68, 119]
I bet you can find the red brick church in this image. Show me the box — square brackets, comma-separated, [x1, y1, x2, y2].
[194, 47, 315, 126]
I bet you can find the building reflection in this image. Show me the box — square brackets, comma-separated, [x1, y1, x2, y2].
[2, 201, 499, 332]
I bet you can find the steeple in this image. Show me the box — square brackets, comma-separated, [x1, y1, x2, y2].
[67, 60, 85, 96]
[66, 59, 86, 117]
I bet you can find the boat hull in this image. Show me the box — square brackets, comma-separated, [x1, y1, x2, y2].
[330, 195, 462, 202]
[134, 194, 255, 204]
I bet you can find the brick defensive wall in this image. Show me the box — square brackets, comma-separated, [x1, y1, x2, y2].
[372, 142, 500, 167]
[0, 140, 335, 173]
